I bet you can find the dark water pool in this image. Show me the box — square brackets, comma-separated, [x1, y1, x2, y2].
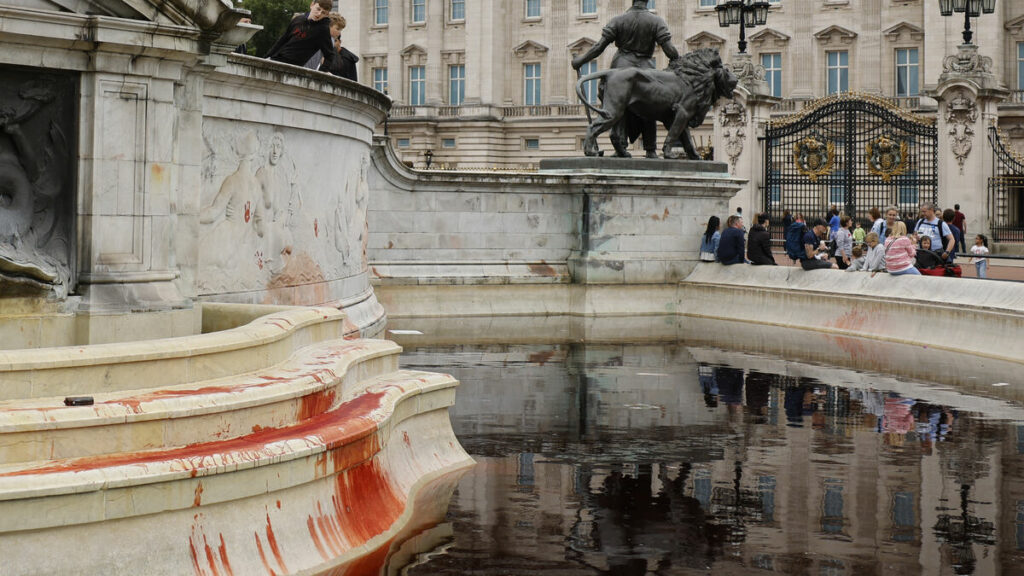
[395, 342, 1024, 575]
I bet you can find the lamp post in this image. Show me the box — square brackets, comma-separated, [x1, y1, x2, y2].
[715, 0, 771, 54]
[938, 0, 996, 45]
[423, 149, 434, 169]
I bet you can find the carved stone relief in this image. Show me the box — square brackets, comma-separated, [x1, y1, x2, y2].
[946, 91, 978, 175]
[0, 67, 76, 298]
[718, 100, 747, 172]
[199, 121, 370, 303]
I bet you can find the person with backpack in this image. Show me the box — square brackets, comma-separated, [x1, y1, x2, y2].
[913, 203, 955, 263]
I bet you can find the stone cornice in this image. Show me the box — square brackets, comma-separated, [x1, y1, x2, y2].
[813, 24, 858, 46]
[882, 21, 925, 42]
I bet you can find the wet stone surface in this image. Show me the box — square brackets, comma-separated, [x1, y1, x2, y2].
[397, 343, 1023, 576]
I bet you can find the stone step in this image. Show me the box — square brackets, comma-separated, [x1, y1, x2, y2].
[0, 338, 405, 464]
[0, 306, 357, 401]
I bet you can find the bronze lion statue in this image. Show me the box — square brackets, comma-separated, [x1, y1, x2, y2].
[575, 48, 738, 159]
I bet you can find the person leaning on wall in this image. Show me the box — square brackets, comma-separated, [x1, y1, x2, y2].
[320, 13, 360, 81]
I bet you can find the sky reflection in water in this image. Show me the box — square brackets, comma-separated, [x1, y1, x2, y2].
[396, 343, 1021, 576]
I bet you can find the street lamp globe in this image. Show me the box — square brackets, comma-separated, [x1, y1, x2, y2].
[981, 0, 995, 13]
[743, 8, 757, 28]
[966, 0, 980, 17]
[951, 0, 967, 12]
[727, 2, 742, 25]
[939, 0, 953, 16]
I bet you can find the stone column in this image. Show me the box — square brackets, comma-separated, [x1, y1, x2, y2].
[75, 50, 197, 340]
[387, 0, 405, 102]
[788, 0, 814, 100]
[928, 44, 1009, 238]
[548, 0, 569, 104]
[464, 0, 484, 104]
[425, 0, 444, 105]
[717, 52, 778, 216]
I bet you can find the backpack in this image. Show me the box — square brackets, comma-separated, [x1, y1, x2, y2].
[784, 222, 807, 261]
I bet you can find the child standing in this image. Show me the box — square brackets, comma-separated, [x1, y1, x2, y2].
[970, 234, 989, 279]
[852, 220, 866, 248]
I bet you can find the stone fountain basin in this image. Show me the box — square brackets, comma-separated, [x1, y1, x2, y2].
[0, 304, 473, 575]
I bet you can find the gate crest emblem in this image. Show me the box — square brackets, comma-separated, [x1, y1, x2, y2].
[866, 134, 909, 182]
[793, 132, 835, 182]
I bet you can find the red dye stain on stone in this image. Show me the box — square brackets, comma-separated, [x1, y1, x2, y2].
[264, 514, 289, 574]
[218, 534, 234, 576]
[528, 349, 557, 366]
[299, 389, 336, 421]
[193, 481, 204, 507]
[334, 459, 405, 544]
[189, 536, 203, 575]
[307, 515, 330, 560]
[244, 201, 252, 223]
[0, 390, 389, 477]
[402, 431, 411, 447]
[254, 533, 277, 576]
[203, 534, 221, 576]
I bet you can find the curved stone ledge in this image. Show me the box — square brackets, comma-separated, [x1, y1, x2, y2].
[0, 377, 473, 575]
[0, 340, 401, 463]
[0, 306, 356, 400]
[678, 264, 1024, 364]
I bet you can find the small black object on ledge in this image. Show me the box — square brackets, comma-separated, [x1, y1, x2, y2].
[64, 396, 94, 406]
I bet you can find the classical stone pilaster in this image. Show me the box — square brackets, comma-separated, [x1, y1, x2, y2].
[716, 52, 778, 216]
[928, 44, 1009, 237]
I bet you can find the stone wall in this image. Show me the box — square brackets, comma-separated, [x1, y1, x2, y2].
[0, 1, 390, 342]
[367, 139, 744, 290]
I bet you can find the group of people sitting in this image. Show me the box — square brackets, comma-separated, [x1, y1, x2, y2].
[699, 203, 991, 278]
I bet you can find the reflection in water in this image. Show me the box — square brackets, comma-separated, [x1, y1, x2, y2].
[397, 344, 1022, 575]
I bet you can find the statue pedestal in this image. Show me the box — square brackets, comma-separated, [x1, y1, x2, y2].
[539, 158, 743, 284]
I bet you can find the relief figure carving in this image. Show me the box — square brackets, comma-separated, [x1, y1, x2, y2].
[0, 72, 74, 297]
[200, 131, 263, 279]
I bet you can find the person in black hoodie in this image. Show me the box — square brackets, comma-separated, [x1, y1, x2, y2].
[320, 13, 359, 81]
[266, 0, 335, 69]
[747, 212, 776, 265]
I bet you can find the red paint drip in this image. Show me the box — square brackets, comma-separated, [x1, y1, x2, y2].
[203, 534, 221, 576]
[193, 481, 204, 507]
[307, 515, 330, 561]
[218, 534, 234, 576]
[254, 532, 277, 576]
[299, 389, 336, 421]
[341, 538, 394, 575]
[334, 459, 405, 544]
[244, 201, 252, 223]
[188, 535, 204, 576]
[1, 391, 389, 477]
[265, 514, 289, 574]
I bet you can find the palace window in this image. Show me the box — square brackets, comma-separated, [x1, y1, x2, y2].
[524, 138, 540, 150]
[581, 0, 597, 15]
[449, 65, 465, 106]
[647, 0, 655, 9]
[827, 50, 849, 95]
[374, 0, 388, 25]
[450, 0, 464, 21]
[373, 67, 389, 94]
[1018, 43, 1024, 90]
[524, 63, 542, 105]
[411, 0, 426, 23]
[699, 0, 716, 8]
[442, 138, 456, 148]
[761, 53, 782, 98]
[895, 48, 919, 98]
[526, 0, 541, 19]
[580, 60, 599, 104]
[409, 66, 426, 105]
